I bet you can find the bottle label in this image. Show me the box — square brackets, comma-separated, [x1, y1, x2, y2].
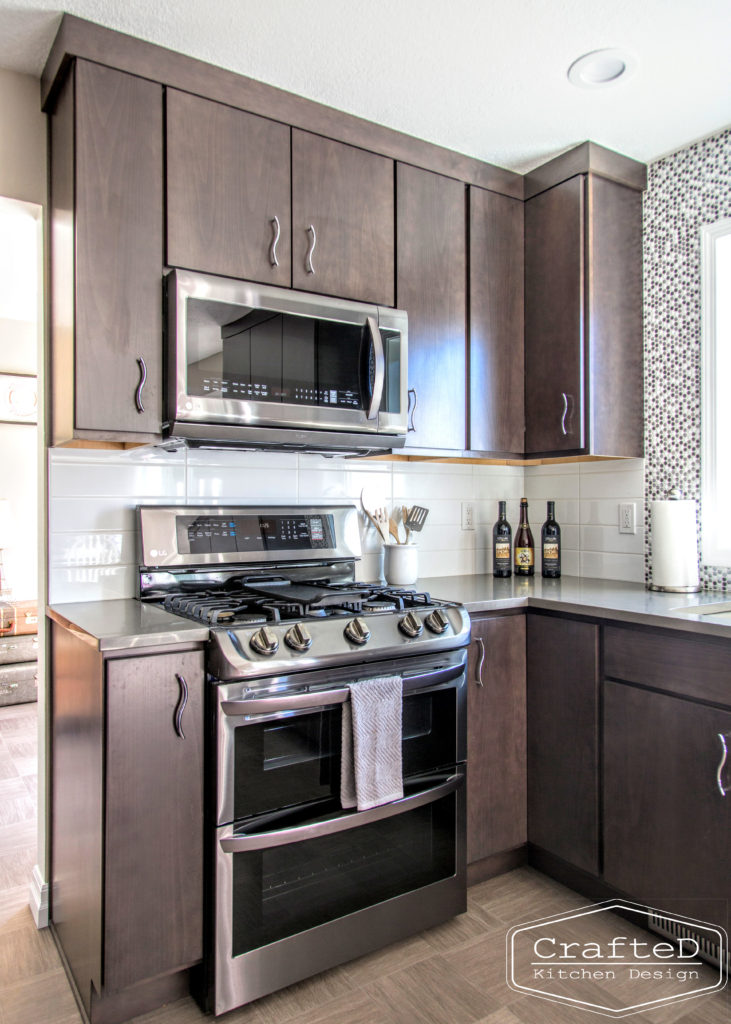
[543, 542, 559, 560]
[495, 542, 511, 559]
[515, 547, 534, 568]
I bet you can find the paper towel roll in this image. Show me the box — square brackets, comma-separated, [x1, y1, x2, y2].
[650, 497, 700, 592]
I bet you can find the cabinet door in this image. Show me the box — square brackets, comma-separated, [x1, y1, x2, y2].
[104, 650, 205, 992]
[526, 613, 599, 874]
[467, 614, 526, 864]
[604, 682, 731, 932]
[166, 90, 291, 285]
[524, 175, 585, 454]
[469, 188, 524, 454]
[73, 60, 163, 438]
[397, 164, 466, 451]
[292, 129, 394, 305]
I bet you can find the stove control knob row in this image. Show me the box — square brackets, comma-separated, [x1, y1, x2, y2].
[284, 622, 313, 652]
[344, 617, 371, 646]
[398, 611, 424, 638]
[249, 626, 279, 656]
[425, 608, 450, 634]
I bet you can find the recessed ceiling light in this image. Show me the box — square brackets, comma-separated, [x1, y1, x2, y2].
[568, 48, 636, 89]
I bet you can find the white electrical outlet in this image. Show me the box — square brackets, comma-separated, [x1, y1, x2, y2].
[619, 502, 636, 534]
[461, 502, 475, 531]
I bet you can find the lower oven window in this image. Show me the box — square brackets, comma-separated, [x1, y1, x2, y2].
[232, 687, 457, 821]
[229, 790, 456, 956]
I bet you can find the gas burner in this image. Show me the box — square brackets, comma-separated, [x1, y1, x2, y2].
[362, 599, 398, 613]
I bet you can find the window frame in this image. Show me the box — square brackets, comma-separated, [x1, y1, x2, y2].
[701, 215, 731, 568]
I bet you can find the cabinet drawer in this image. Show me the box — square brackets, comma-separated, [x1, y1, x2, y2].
[604, 625, 731, 706]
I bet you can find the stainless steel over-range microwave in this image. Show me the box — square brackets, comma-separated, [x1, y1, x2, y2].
[165, 270, 408, 454]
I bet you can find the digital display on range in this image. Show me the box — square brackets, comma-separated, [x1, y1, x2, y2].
[176, 514, 334, 555]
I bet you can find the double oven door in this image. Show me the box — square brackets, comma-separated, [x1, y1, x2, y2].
[208, 647, 468, 1015]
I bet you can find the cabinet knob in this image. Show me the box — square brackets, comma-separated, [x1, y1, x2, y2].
[305, 224, 317, 274]
[716, 732, 729, 796]
[474, 636, 486, 687]
[173, 673, 188, 739]
[135, 356, 147, 414]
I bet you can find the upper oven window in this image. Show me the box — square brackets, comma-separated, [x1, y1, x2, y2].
[229, 687, 458, 823]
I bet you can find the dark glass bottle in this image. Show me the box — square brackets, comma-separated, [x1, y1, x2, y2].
[514, 498, 534, 577]
[492, 500, 512, 578]
[541, 500, 561, 578]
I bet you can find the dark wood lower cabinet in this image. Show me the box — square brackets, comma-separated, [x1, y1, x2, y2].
[603, 680, 731, 931]
[526, 613, 600, 875]
[51, 623, 205, 1019]
[467, 613, 526, 872]
[104, 651, 205, 992]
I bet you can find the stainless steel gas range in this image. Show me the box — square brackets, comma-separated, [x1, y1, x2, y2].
[137, 503, 471, 1016]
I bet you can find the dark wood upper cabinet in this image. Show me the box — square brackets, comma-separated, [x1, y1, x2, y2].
[166, 89, 292, 285]
[524, 173, 643, 457]
[50, 59, 163, 444]
[291, 130, 394, 305]
[467, 614, 526, 866]
[526, 613, 600, 875]
[604, 681, 731, 932]
[469, 188, 524, 455]
[524, 176, 584, 454]
[397, 164, 466, 451]
[105, 650, 205, 992]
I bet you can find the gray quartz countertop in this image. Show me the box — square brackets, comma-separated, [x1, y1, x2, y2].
[47, 600, 210, 652]
[48, 575, 731, 652]
[417, 574, 731, 640]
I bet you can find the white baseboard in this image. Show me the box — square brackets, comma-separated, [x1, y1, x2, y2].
[29, 864, 50, 928]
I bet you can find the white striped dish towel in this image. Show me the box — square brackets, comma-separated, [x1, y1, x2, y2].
[340, 676, 403, 811]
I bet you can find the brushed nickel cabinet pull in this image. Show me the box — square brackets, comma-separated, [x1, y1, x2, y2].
[135, 356, 147, 414]
[716, 732, 729, 796]
[269, 216, 280, 267]
[407, 388, 417, 432]
[475, 636, 485, 687]
[561, 392, 568, 435]
[174, 673, 188, 739]
[305, 224, 317, 274]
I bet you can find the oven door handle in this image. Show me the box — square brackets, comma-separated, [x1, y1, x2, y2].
[220, 660, 465, 718]
[219, 771, 463, 853]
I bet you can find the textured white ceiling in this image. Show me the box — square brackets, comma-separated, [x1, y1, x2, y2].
[1, 0, 730, 172]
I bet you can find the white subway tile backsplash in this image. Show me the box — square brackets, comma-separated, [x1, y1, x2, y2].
[51, 565, 137, 604]
[47, 449, 648, 602]
[580, 550, 645, 584]
[578, 468, 644, 500]
[51, 460, 186, 499]
[50, 531, 135, 567]
[580, 524, 645, 555]
[187, 465, 298, 501]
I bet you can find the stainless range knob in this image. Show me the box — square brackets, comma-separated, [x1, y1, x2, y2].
[284, 622, 312, 652]
[249, 626, 279, 656]
[425, 608, 449, 634]
[344, 617, 371, 646]
[399, 611, 424, 638]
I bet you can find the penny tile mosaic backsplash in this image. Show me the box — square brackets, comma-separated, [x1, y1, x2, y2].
[643, 126, 731, 589]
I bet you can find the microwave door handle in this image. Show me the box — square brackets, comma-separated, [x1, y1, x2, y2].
[219, 771, 463, 853]
[366, 315, 385, 421]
